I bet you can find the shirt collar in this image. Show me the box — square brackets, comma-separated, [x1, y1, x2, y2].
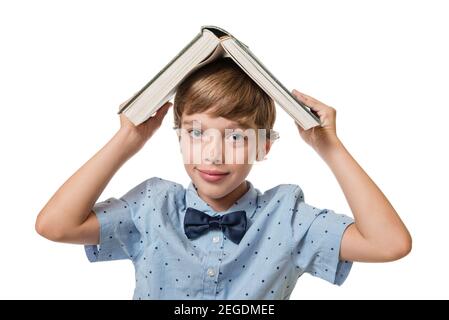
[185, 180, 259, 219]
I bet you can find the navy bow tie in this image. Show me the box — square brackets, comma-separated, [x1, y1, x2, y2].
[184, 207, 247, 244]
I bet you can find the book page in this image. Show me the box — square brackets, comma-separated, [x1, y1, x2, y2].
[221, 38, 321, 130]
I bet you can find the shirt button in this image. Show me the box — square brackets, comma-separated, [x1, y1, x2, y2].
[207, 268, 215, 277]
[212, 236, 220, 243]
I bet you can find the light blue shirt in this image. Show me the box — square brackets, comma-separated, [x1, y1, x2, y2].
[85, 177, 354, 300]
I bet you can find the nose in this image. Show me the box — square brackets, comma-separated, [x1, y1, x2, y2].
[203, 135, 223, 165]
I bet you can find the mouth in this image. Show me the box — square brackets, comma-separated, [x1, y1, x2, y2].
[196, 168, 230, 183]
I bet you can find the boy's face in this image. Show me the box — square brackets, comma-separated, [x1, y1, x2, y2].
[178, 112, 271, 200]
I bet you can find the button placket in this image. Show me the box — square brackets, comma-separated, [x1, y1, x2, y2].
[203, 231, 223, 298]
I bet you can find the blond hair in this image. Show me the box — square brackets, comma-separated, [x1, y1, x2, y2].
[174, 58, 276, 136]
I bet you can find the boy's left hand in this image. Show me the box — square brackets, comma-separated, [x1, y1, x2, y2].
[292, 89, 341, 154]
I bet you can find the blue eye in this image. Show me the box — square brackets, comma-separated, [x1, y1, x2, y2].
[227, 132, 246, 143]
[188, 129, 202, 139]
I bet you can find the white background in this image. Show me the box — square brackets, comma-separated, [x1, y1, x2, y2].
[1, 0, 447, 299]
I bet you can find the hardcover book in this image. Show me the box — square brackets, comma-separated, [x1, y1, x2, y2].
[118, 25, 321, 130]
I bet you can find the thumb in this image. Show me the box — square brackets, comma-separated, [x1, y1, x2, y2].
[154, 101, 173, 122]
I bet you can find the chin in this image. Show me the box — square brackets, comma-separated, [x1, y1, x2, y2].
[189, 169, 236, 199]
[193, 176, 232, 199]
[198, 187, 228, 200]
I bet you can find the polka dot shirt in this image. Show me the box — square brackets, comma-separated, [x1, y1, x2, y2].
[85, 177, 354, 300]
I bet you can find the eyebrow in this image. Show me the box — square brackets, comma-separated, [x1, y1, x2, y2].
[181, 120, 198, 126]
[181, 120, 253, 129]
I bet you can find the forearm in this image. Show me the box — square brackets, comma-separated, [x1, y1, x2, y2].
[37, 129, 136, 233]
[316, 139, 411, 252]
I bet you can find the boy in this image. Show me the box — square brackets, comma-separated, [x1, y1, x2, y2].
[36, 58, 411, 299]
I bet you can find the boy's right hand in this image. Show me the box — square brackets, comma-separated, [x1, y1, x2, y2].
[118, 96, 173, 155]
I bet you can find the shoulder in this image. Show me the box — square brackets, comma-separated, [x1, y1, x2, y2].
[141, 176, 185, 197]
[119, 176, 185, 202]
[255, 183, 305, 216]
[145, 176, 183, 191]
[260, 183, 304, 203]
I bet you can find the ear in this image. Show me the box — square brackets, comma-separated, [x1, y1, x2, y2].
[256, 139, 273, 161]
[264, 140, 273, 156]
[174, 126, 182, 152]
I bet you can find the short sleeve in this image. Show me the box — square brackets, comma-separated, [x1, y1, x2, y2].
[84, 179, 149, 263]
[290, 186, 354, 285]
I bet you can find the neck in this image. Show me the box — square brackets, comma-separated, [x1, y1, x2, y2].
[197, 181, 249, 213]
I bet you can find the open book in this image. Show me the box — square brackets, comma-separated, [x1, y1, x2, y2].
[117, 25, 321, 130]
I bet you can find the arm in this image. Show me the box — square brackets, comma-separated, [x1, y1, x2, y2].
[292, 89, 412, 262]
[35, 100, 172, 245]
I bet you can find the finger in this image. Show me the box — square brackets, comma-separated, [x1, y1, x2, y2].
[292, 89, 316, 105]
[153, 101, 173, 122]
[141, 101, 172, 127]
[292, 89, 326, 111]
[292, 89, 315, 106]
[159, 101, 173, 114]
